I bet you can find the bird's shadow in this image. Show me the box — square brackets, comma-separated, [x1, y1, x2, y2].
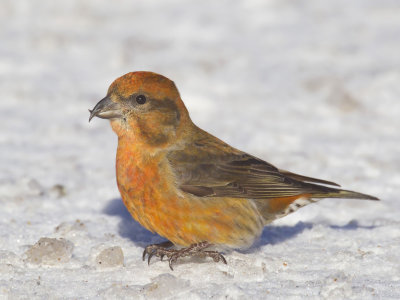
[102, 198, 378, 251]
[247, 219, 378, 253]
[247, 221, 313, 253]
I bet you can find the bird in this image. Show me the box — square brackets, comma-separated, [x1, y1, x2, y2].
[89, 71, 378, 270]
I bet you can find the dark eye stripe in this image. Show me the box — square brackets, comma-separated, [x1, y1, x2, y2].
[136, 95, 147, 104]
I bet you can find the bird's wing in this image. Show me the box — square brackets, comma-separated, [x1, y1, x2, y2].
[277, 169, 340, 187]
[167, 130, 338, 199]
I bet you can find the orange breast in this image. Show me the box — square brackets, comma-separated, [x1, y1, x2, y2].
[115, 139, 264, 249]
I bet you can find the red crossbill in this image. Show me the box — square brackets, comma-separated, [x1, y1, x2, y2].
[89, 71, 378, 270]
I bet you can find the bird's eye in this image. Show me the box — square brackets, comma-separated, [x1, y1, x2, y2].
[136, 95, 147, 105]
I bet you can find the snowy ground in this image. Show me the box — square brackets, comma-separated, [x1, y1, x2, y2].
[1, 0, 399, 299]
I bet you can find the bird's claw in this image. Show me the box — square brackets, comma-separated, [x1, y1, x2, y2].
[142, 241, 174, 264]
[142, 241, 227, 270]
[203, 250, 227, 264]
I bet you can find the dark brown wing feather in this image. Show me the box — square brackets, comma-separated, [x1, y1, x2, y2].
[278, 169, 341, 187]
[167, 129, 340, 199]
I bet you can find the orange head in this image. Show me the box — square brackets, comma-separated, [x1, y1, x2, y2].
[89, 72, 191, 149]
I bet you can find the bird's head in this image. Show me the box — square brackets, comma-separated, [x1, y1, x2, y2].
[89, 71, 191, 149]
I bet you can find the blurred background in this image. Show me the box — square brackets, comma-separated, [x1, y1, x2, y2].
[0, 0, 399, 296]
[1, 0, 400, 231]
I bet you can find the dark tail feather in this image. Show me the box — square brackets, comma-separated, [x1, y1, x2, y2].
[311, 189, 379, 201]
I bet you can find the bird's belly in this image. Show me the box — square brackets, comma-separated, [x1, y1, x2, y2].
[116, 161, 264, 249]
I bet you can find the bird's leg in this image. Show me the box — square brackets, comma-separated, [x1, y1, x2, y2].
[142, 241, 174, 263]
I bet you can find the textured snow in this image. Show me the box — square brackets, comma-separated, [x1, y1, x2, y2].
[0, 0, 399, 299]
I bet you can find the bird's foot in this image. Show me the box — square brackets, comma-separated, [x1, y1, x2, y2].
[143, 241, 227, 270]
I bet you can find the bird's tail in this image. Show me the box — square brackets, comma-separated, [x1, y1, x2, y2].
[257, 187, 379, 225]
[256, 186, 378, 226]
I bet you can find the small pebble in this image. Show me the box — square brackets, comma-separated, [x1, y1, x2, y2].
[25, 237, 74, 265]
[95, 246, 124, 268]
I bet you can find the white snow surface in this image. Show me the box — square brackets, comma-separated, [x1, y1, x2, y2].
[1, 0, 399, 299]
